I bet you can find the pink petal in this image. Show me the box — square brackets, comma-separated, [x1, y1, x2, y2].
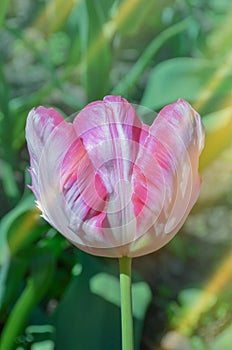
[60, 138, 110, 245]
[70, 96, 149, 247]
[127, 98, 204, 256]
[150, 98, 204, 232]
[26, 107, 64, 153]
[26, 107, 64, 199]
[26, 107, 84, 244]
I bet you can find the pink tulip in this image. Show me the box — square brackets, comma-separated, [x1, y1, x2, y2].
[26, 96, 204, 258]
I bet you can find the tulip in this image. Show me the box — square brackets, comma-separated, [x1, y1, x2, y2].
[26, 95, 204, 350]
[26, 95, 204, 258]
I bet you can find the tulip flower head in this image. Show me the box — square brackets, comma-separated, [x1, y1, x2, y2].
[26, 96, 204, 258]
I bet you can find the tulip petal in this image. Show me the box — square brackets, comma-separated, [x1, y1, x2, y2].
[60, 138, 112, 247]
[151, 98, 204, 232]
[26, 107, 86, 245]
[26, 107, 64, 200]
[70, 96, 149, 247]
[127, 98, 204, 256]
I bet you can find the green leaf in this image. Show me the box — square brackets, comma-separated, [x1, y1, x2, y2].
[31, 341, 54, 350]
[116, 0, 155, 36]
[0, 255, 28, 311]
[90, 272, 121, 307]
[6, 208, 48, 256]
[0, 195, 49, 264]
[77, 0, 112, 101]
[53, 272, 121, 350]
[200, 106, 232, 170]
[179, 289, 217, 310]
[0, 65, 19, 200]
[191, 336, 209, 350]
[132, 282, 152, 321]
[141, 57, 214, 110]
[169, 288, 217, 335]
[113, 18, 192, 96]
[90, 273, 151, 320]
[0, 194, 52, 312]
[53, 254, 150, 350]
[0, 0, 9, 27]
[0, 258, 11, 310]
[1, 161, 20, 201]
[0, 195, 33, 265]
[211, 324, 232, 350]
[0, 248, 55, 350]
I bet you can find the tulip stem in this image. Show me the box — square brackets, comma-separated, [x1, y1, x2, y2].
[119, 256, 134, 350]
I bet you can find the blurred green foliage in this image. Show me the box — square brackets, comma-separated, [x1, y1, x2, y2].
[1, 0, 232, 349]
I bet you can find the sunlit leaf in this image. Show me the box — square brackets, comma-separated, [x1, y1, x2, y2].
[142, 54, 232, 116]
[0, 195, 48, 264]
[200, 107, 232, 170]
[34, 0, 75, 34]
[90, 272, 121, 306]
[31, 340, 54, 350]
[0, 195, 33, 265]
[90, 273, 152, 320]
[141, 57, 215, 110]
[179, 289, 217, 310]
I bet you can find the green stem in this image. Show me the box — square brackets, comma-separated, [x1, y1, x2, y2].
[119, 257, 134, 350]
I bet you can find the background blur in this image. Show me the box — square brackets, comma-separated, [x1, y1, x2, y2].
[1, 0, 232, 349]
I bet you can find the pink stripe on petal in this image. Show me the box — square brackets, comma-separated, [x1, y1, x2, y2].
[60, 138, 108, 226]
[59, 137, 126, 249]
[26, 107, 87, 245]
[131, 165, 148, 216]
[72, 96, 148, 198]
[73, 95, 147, 151]
[70, 96, 151, 246]
[131, 98, 204, 244]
